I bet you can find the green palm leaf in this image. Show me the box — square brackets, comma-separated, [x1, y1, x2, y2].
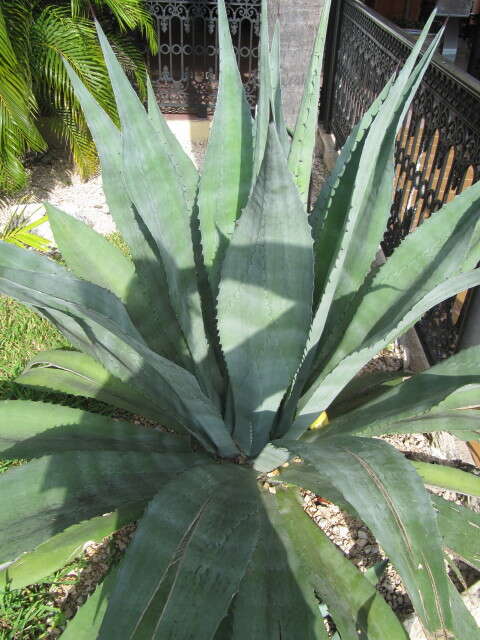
[0, 3, 45, 192]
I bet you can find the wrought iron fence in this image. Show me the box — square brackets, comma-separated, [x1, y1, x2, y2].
[322, 0, 480, 364]
[145, 0, 261, 115]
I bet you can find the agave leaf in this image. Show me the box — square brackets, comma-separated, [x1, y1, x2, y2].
[0, 451, 203, 564]
[319, 346, 480, 438]
[217, 124, 313, 456]
[197, 0, 254, 293]
[62, 59, 189, 367]
[276, 437, 453, 637]
[17, 349, 165, 423]
[287, 0, 331, 207]
[273, 487, 408, 640]
[412, 460, 480, 497]
[269, 22, 291, 158]
[436, 384, 480, 410]
[364, 559, 390, 587]
[145, 82, 218, 382]
[95, 22, 221, 405]
[62, 566, 119, 639]
[310, 75, 394, 308]
[46, 205, 168, 356]
[328, 370, 405, 419]
[146, 74, 198, 212]
[0, 244, 238, 456]
[352, 409, 480, 441]
[276, 76, 397, 435]
[302, 18, 441, 388]
[252, 0, 271, 183]
[316, 178, 480, 383]
[99, 465, 260, 639]
[0, 241, 144, 340]
[293, 269, 480, 435]
[432, 495, 480, 572]
[230, 491, 327, 640]
[47, 205, 135, 301]
[0, 400, 190, 459]
[0, 508, 142, 590]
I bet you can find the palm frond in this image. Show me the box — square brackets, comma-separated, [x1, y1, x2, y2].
[92, 0, 158, 53]
[1, 0, 33, 74]
[0, 3, 45, 193]
[31, 7, 117, 120]
[30, 6, 119, 175]
[46, 111, 99, 179]
[108, 31, 148, 100]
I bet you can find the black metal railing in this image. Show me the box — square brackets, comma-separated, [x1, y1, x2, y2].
[322, 0, 480, 363]
[145, 0, 261, 115]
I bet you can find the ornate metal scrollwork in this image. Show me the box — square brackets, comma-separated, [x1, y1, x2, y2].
[145, 0, 260, 115]
[328, 0, 480, 362]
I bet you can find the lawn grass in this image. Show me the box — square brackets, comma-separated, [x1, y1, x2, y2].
[0, 296, 69, 382]
[0, 582, 65, 639]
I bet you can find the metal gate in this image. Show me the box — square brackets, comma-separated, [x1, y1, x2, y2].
[145, 0, 261, 116]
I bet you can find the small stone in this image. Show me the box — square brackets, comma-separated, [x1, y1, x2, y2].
[357, 530, 368, 539]
[356, 538, 367, 549]
[335, 526, 349, 538]
[364, 545, 374, 554]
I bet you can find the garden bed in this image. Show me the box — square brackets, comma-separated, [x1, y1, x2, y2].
[1, 146, 479, 639]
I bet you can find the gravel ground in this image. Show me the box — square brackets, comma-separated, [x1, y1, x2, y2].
[4, 146, 478, 637]
[1, 142, 207, 240]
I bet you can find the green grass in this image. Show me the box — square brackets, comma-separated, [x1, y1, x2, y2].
[0, 296, 69, 382]
[0, 583, 64, 639]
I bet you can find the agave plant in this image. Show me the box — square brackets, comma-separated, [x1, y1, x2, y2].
[1, 1, 480, 637]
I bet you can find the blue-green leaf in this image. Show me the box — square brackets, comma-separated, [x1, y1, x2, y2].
[95, 21, 220, 404]
[320, 346, 480, 438]
[0, 400, 190, 459]
[273, 487, 408, 640]
[16, 349, 164, 423]
[0, 510, 140, 590]
[269, 22, 291, 158]
[432, 495, 480, 572]
[288, 0, 331, 206]
[99, 465, 260, 640]
[230, 490, 328, 639]
[0, 451, 202, 564]
[218, 124, 313, 456]
[278, 436, 453, 637]
[197, 0, 254, 293]
[62, 59, 188, 367]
